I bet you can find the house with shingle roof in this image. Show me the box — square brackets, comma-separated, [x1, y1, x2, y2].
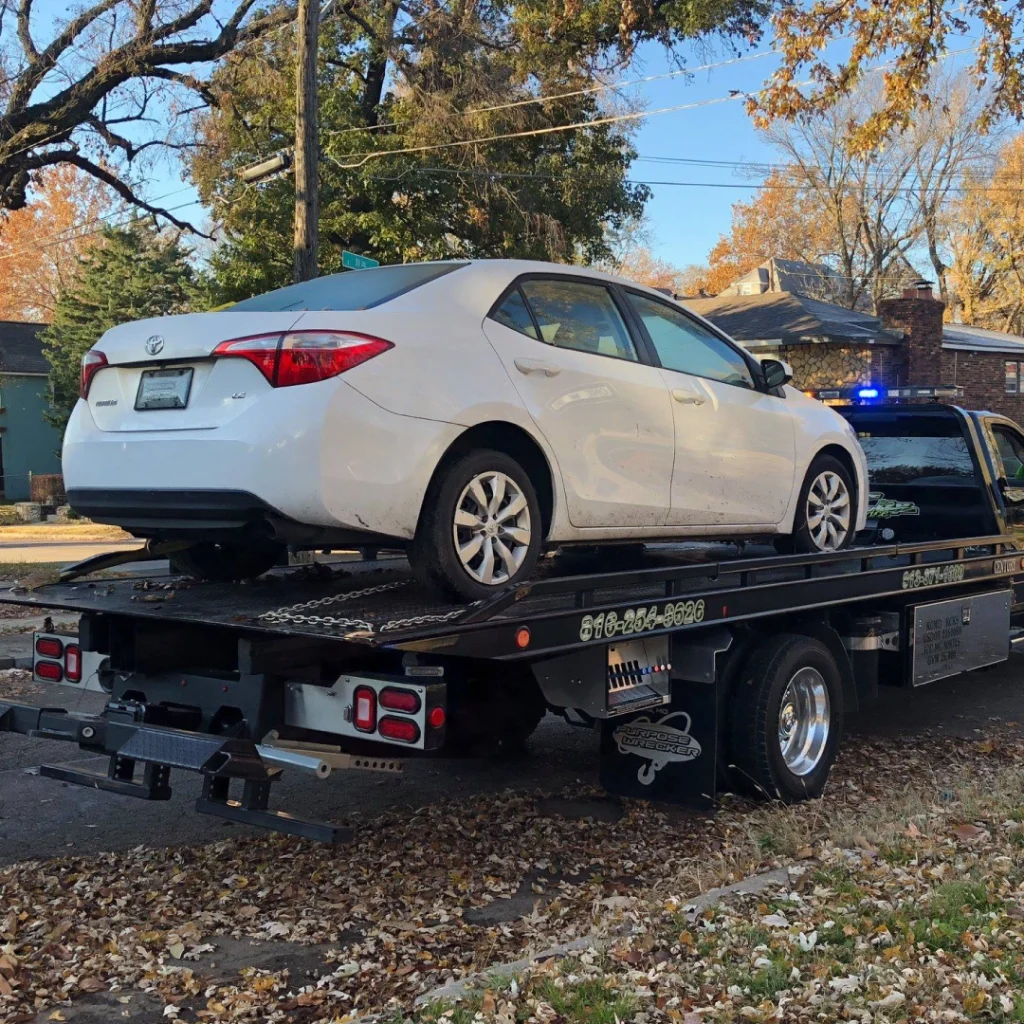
[0, 321, 63, 500]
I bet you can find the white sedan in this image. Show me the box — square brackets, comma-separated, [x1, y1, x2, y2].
[64, 260, 868, 599]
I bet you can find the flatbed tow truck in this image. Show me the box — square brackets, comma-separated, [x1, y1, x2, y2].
[3, 400, 1024, 843]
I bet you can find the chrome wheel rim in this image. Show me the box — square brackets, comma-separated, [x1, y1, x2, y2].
[777, 667, 831, 776]
[806, 470, 851, 551]
[453, 471, 532, 586]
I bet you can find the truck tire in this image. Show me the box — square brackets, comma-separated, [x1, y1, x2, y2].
[729, 634, 843, 802]
[444, 671, 547, 756]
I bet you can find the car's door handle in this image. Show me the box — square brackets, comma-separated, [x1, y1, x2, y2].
[672, 388, 706, 406]
[514, 357, 561, 377]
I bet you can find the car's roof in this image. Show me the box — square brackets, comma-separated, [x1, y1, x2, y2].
[386, 258, 684, 318]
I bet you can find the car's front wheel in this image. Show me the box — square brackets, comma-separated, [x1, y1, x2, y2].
[172, 541, 285, 582]
[411, 449, 542, 601]
[784, 455, 855, 554]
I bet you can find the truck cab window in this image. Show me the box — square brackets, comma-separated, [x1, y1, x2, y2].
[992, 425, 1024, 480]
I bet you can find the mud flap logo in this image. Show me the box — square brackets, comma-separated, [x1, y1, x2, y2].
[613, 711, 702, 785]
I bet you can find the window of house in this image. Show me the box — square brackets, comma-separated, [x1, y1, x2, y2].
[626, 292, 754, 389]
[1006, 361, 1020, 394]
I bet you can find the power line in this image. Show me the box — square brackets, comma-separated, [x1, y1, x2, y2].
[323, 49, 779, 140]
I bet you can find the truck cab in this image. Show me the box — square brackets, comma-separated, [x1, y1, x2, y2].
[841, 404, 1024, 547]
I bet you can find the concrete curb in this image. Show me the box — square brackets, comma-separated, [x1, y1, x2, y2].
[413, 865, 792, 1008]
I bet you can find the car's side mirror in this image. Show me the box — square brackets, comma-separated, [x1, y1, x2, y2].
[761, 358, 793, 390]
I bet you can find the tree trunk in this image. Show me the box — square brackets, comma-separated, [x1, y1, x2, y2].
[293, 0, 319, 283]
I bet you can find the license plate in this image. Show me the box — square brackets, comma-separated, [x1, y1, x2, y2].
[135, 367, 193, 410]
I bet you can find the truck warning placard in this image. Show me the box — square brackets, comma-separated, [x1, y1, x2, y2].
[911, 590, 1011, 686]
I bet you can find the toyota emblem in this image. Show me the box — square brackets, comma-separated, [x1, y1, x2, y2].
[145, 335, 165, 356]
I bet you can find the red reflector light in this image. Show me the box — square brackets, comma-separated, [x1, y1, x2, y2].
[36, 637, 64, 659]
[213, 331, 392, 388]
[515, 627, 531, 649]
[378, 716, 421, 744]
[428, 706, 446, 729]
[80, 349, 108, 398]
[352, 685, 377, 732]
[65, 644, 82, 683]
[378, 687, 421, 714]
[35, 660, 63, 682]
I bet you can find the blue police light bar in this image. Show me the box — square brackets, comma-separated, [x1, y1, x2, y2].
[856, 386, 881, 400]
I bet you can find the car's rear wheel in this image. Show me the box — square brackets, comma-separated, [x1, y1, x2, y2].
[783, 455, 855, 554]
[411, 449, 543, 601]
[172, 541, 285, 582]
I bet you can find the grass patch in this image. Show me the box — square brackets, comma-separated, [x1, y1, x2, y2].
[533, 978, 635, 1024]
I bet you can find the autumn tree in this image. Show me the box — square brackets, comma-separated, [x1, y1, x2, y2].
[946, 135, 1024, 333]
[753, 0, 1024, 150]
[0, 166, 110, 322]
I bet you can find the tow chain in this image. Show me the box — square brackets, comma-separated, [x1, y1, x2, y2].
[259, 580, 467, 635]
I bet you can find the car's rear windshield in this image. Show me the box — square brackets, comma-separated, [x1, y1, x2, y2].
[226, 262, 466, 312]
[846, 413, 976, 484]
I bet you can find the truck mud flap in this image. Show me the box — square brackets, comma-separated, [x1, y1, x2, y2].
[598, 680, 718, 807]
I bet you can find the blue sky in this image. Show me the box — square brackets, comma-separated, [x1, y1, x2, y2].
[624, 40, 781, 268]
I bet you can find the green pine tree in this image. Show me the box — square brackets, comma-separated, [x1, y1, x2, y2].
[42, 220, 197, 435]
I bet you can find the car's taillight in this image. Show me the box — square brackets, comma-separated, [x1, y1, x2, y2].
[80, 349, 108, 398]
[212, 331, 392, 387]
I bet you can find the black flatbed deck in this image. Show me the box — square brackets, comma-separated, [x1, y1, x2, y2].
[2, 536, 1020, 659]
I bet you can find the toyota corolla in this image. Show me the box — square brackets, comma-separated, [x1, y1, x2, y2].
[64, 260, 868, 599]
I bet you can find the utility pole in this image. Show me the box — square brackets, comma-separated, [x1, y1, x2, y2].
[293, 0, 319, 282]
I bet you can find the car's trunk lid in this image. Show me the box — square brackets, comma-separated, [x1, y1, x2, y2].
[88, 311, 306, 432]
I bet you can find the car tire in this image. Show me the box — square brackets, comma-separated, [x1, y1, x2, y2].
[411, 449, 543, 601]
[728, 634, 843, 802]
[172, 541, 285, 582]
[783, 455, 856, 554]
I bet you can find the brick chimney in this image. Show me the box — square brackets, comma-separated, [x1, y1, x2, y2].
[877, 280, 945, 385]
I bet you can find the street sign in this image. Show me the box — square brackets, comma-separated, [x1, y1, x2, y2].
[342, 250, 380, 270]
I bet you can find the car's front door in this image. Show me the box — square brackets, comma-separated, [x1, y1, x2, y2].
[482, 277, 675, 528]
[622, 290, 797, 526]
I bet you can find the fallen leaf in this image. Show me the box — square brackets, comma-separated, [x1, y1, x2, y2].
[79, 977, 105, 993]
[954, 824, 986, 841]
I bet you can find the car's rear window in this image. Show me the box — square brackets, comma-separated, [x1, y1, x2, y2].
[847, 414, 976, 483]
[226, 262, 466, 312]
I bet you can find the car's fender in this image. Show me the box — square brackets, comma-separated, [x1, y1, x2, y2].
[780, 388, 870, 533]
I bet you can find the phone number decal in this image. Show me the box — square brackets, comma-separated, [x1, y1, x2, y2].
[901, 564, 966, 590]
[579, 600, 705, 642]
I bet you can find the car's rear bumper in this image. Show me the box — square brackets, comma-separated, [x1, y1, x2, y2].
[62, 378, 464, 541]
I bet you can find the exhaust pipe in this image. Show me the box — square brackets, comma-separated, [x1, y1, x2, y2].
[256, 744, 332, 779]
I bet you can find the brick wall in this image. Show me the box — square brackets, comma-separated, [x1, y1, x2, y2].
[879, 284, 1024, 425]
[941, 349, 1024, 422]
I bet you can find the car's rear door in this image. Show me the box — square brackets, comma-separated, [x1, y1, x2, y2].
[482, 275, 674, 528]
[621, 290, 796, 526]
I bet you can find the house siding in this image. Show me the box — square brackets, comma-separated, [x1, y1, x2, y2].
[0, 375, 62, 500]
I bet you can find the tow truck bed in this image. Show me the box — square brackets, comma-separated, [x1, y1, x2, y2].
[0, 536, 1017, 658]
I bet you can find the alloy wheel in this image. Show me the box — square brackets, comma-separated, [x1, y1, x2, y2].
[777, 667, 831, 776]
[806, 470, 851, 551]
[453, 471, 532, 586]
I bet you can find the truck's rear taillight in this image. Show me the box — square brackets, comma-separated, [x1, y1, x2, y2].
[378, 687, 421, 714]
[36, 636, 63, 659]
[378, 716, 421, 744]
[352, 685, 377, 732]
[35, 660, 63, 682]
[80, 349, 108, 398]
[213, 331, 392, 387]
[64, 644, 82, 683]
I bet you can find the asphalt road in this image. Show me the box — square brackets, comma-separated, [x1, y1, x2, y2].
[2, 655, 1023, 867]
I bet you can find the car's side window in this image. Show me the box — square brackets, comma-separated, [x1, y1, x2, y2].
[992, 425, 1024, 480]
[627, 291, 754, 389]
[491, 288, 539, 340]
[518, 279, 638, 362]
